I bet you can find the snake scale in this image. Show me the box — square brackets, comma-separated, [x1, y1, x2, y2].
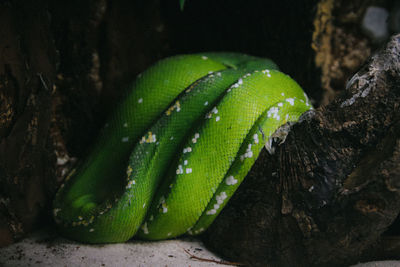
[53, 52, 312, 243]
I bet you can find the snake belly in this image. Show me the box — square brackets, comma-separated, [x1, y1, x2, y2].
[53, 52, 312, 243]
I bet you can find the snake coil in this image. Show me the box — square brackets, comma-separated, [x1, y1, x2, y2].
[53, 52, 312, 243]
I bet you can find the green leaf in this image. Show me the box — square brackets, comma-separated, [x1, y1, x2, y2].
[179, 0, 185, 11]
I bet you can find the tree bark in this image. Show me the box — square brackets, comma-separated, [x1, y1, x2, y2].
[203, 34, 400, 267]
[0, 0, 57, 246]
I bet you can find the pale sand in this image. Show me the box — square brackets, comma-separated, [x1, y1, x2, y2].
[0, 227, 399, 266]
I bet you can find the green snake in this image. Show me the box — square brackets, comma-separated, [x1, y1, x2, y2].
[53, 52, 312, 243]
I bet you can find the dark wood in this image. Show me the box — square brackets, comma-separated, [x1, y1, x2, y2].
[203, 34, 400, 267]
[0, 0, 57, 246]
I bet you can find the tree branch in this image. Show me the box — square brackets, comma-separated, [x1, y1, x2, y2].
[203, 34, 400, 267]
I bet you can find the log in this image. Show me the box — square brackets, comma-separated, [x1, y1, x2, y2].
[203, 34, 400, 266]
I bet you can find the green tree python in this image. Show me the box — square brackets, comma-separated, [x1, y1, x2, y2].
[53, 52, 312, 243]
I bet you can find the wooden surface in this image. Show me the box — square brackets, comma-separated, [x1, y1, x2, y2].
[203, 34, 400, 266]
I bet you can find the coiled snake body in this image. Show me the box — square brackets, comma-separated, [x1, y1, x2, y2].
[53, 53, 312, 243]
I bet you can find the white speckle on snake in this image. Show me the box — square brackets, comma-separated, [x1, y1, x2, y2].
[206, 209, 216, 215]
[162, 204, 168, 213]
[253, 134, 259, 144]
[286, 98, 295, 106]
[225, 175, 238, 185]
[142, 222, 149, 234]
[176, 165, 183, 175]
[183, 147, 192, 153]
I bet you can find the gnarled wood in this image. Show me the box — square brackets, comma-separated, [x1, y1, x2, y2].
[203, 34, 400, 267]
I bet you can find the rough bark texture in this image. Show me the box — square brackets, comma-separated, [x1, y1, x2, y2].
[203, 34, 400, 267]
[0, 1, 57, 246]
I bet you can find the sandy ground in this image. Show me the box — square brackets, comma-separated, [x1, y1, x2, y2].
[1, 227, 400, 267]
[0, 227, 226, 267]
